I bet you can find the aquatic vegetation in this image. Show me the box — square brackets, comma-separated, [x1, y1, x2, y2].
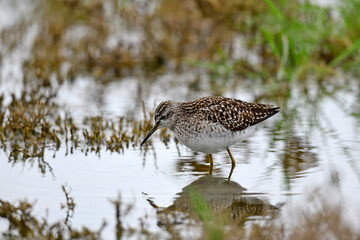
[0, 189, 106, 240]
[109, 193, 135, 240]
[0, 90, 157, 174]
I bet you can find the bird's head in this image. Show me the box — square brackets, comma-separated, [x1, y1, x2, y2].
[141, 100, 177, 146]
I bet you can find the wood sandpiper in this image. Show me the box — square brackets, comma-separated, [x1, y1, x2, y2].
[141, 96, 280, 179]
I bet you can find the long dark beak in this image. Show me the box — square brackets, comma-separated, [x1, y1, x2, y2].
[141, 122, 160, 146]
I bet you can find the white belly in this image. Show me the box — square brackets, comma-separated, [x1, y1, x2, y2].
[172, 123, 256, 154]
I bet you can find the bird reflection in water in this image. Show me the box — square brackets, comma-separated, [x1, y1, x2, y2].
[146, 175, 277, 228]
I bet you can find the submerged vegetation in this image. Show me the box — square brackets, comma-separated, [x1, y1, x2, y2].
[0, 185, 106, 240]
[1, 0, 360, 239]
[0, 90, 160, 175]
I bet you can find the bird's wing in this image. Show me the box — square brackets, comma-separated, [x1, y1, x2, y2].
[197, 97, 279, 132]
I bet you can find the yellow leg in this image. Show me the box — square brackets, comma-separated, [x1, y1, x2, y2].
[207, 154, 213, 175]
[226, 148, 236, 180]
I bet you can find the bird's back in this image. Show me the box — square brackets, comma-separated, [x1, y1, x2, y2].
[172, 96, 279, 153]
[180, 96, 279, 132]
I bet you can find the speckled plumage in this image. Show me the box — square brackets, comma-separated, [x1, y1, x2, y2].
[141, 96, 279, 179]
[144, 96, 279, 154]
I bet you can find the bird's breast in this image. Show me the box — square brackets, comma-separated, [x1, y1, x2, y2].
[172, 122, 255, 154]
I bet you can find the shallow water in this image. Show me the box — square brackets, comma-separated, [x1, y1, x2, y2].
[1, 75, 360, 238]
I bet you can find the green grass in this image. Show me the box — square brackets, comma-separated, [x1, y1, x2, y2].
[186, 0, 360, 83]
[189, 190, 224, 240]
[259, 0, 360, 81]
[260, 0, 333, 81]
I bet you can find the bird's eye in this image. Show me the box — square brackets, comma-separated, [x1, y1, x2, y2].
[160, 115, 166, 120]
